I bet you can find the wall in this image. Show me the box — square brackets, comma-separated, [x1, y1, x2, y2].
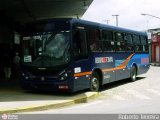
[0, 26, 13, 44]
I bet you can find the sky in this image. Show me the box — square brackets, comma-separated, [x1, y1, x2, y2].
[82, 0, 160, 31]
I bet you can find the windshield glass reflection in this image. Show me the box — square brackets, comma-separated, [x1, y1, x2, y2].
[22, 31, 70, 67]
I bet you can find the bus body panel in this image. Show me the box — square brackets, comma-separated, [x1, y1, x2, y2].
[127, 53, 150, 75]
[91, 52, 115, 84]
[21, 18, 150, 92]
[73, 59, 91, 92]
[21, 65, 76, 92]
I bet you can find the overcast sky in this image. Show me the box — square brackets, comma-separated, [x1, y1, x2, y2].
[82, 0, 160, 31]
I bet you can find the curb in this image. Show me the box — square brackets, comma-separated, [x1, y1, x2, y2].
[0, 92, 99, 114]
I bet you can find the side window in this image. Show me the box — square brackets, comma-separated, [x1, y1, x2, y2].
[140, 36, 149, 52]
[115, 32, 124, 42]
[115, 32, 125, 51]
[88, 29, 102, 51]
[73, 29, 88, 58]
[125, 34, 132, 43]
[102, 30, 114, 51]
[124, 34, 134, 51]
[133, 35, 140, 44]
[133, 35, 142, 52]
[102, 30, 113, 41]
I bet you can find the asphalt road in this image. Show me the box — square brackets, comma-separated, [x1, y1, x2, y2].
[22, 66, 160, 114]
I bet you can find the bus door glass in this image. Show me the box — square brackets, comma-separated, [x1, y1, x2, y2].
[72, 26, 90, 90]
[73, 28, 88, 59]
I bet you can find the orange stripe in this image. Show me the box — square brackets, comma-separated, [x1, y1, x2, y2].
[74, 71, 92, 77]
[74, 53, 135, 77]
[118, 53, 135, 68]
[102, 53, 134, 72]
[102, 66, 124, 72]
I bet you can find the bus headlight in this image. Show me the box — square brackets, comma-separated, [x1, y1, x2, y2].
[25, 76, 29, 80]
[22, 73, 30, 80]
[60, 77, 64, 81]
[22, 73, 25, 76]
[64, 73, 68, 77]
[59, 72, 68, 81]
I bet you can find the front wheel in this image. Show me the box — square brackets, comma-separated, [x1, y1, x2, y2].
[130, 66, 137, 82]
[90, 72, 100, 92]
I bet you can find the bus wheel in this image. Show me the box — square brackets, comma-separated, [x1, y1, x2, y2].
[130, 66, 137, 82]
[90, 72, 100, 92]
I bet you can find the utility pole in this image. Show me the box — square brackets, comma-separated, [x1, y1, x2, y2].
[112, 15, 119, 26]
[103, 20, 110, 24]
[105, 20, 110, 24]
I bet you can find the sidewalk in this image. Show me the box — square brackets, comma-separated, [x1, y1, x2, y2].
[0, 79, 98, 113]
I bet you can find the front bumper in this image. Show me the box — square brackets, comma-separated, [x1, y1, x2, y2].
[21, 76, 72, 92]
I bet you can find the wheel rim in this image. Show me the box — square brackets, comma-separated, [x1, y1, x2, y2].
[91, 77, 98, 91]
[133, 71, 136, 79]
[132, 68, 136, 81]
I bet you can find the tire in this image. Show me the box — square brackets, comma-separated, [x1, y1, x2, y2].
[90, 72, 100, 92]
[130, 66, 137, 82]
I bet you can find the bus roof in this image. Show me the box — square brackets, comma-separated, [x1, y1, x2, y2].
[70, 18, 147, 36]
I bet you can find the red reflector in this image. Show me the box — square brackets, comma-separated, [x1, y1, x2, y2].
[58, 85, 69, 89]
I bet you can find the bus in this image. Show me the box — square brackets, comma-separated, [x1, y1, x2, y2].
[21, 18, 150, 92]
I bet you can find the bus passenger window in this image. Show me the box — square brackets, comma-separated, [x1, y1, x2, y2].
[121, 42, 126, 51]
[133, 35, 141, 52]
[115, 42, 121, 51]
[126, 44, 134, 51]
[134, 45, 143, 52]
[102, 30, 113, 41]
[124, 34, 134, 51]
[144, 45, 149, 52]
[102, 41, 114, 51]
[90, 42, 96, 51]
[88, 29, 102, 51]
[102, 30, 114, 51]
[140, 36, 148, 52]
[133, 35, 140, 44]
[125, 34, 132, 44]
[134, 45, 140, 51]
[115, 33, 124, 42]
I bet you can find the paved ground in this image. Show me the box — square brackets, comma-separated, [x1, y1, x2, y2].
[0, 79, 98, 113]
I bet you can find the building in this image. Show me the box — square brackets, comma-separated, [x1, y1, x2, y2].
[0, 0, 93, 80]
[148, 28, 160, 65]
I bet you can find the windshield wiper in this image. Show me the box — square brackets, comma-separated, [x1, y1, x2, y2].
[44, 33, 55, 45]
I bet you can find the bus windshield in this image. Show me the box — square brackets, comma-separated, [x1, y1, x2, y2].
[22, 31, 71, 68]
